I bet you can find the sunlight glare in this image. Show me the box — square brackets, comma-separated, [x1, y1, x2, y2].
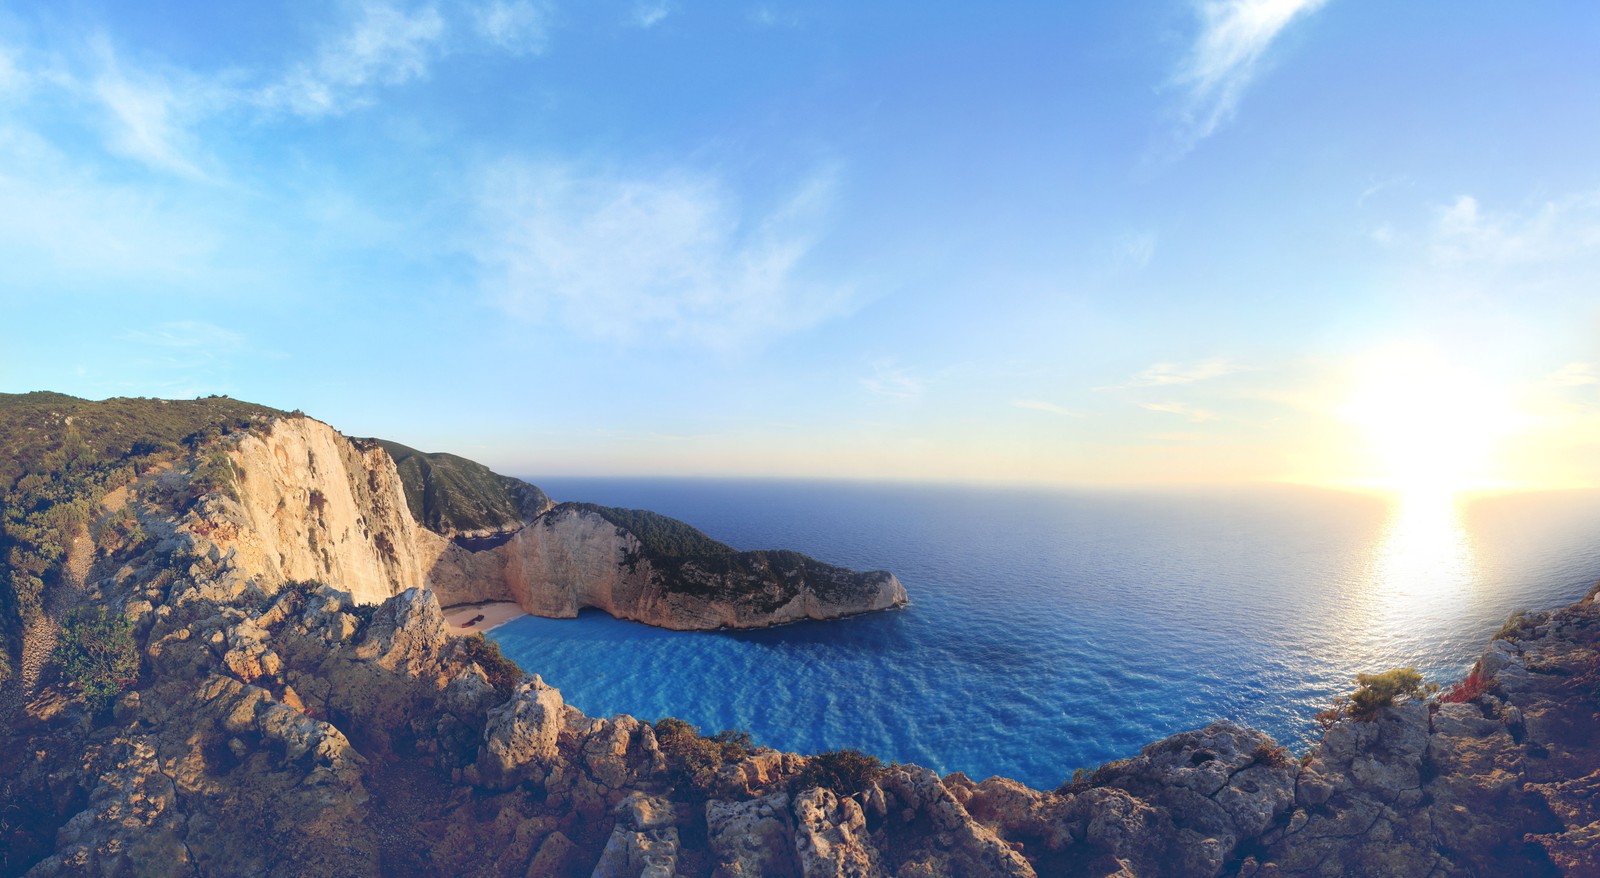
[1340, 347, 1522, 494]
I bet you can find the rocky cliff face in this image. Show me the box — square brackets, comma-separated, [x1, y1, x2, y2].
[200, 416, 905, 629]
[5, 411, 1600, 877]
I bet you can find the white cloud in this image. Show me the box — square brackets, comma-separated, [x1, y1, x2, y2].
[473, 161, 852, 348]
[1118, 358, 1240, 388]
[1141, 401, 1216, 422]
[122, 320, 246, 351]
[1011, 399, 1079, 416]
[861, 362, 923, 399]
[91, 67, 208, 178]
[1547, 363, 1600, 388]
[1112, 230, 1157, 271]
[260, 1, 447, 116]
[474, 0, 553, 53]
[0, 46, 27, 96]
[631, 1, 673, 28]
[1175, 0, 1329, 142]
[1432, 192, 1600, 264]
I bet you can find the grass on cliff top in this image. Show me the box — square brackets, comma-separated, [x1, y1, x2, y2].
[0, 392, 285, 685]
[555, 502, 873, 607]
[556, 502, 737, 559]
[370, 439, 552, 537]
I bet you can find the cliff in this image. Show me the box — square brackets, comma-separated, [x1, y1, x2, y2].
[2, 397, 1599, 877]
[192, 416, 906, 629]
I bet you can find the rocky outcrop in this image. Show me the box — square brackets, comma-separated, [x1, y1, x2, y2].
[10, 404, 1600, 877]
[198, 416, 906, 629]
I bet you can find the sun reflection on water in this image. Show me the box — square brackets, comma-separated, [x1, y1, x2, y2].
[1368, 490, 1477, 647]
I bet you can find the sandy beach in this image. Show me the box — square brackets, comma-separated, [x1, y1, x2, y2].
[442, 600, 527, 635]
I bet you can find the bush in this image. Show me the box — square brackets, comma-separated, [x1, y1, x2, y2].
[654, 718, 755, 795]
[457, 634, 523, 700]
[1438, 664, 1493, 704]
[794, 749, 884, 797]
[1494, 609, 1534, 642]
[1252, 742, 1291, 768]
[53, 606, 140, 713]
[1317, 667, 1434, 728]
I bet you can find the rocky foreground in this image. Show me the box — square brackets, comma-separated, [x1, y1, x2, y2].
[3, 405, 1600, 876]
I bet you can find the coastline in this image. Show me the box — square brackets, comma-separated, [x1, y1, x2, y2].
[441, 599, 526, 634]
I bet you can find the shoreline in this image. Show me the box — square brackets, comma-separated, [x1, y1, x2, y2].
[441, 599, 526, 635]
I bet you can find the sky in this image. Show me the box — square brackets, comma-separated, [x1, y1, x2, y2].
[1, 1, 1599, 490]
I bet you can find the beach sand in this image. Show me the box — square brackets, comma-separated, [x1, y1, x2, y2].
[442, 600, 527, 635]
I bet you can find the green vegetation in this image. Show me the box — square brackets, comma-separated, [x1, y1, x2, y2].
[654, 718, 757, 795]
[52, 606, 140, 713]
[558, 503, 737, 559]
[0, 392, 283, 684]
[371, 439, 552, 536]
[457, 633, 524, 699]
[794, 749, 884, 797]
[1494, 609, 1534, 642]
[1316, 667, 1436, 728]
[556, 502, 873, 609]
[1252, 742, 1292, 769]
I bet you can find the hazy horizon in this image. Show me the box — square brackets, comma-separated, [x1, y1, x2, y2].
[3, 2, 1597, 492]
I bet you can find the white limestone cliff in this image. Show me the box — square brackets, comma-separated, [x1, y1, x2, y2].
[203, 416, 906, 629]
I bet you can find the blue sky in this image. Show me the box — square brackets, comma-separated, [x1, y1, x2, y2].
[2, 1, 1599, 488]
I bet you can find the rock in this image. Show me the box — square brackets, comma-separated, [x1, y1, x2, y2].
[707, 792, 798, 877]
[479, 674, 566, 790]
[792, 787, 882, 878]
[592, 825, 680, 878]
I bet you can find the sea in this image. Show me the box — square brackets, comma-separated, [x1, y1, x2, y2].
[487, 479, 1600, 791]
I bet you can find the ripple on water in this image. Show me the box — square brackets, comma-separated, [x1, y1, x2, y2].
[490, 480, 1600, 790]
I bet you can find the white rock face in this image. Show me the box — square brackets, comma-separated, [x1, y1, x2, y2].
[212, 416, 906, 629]
[222, 418, 430, 605]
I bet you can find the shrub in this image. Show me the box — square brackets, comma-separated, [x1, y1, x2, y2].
[794, 749, 884, 797]
[654, 718, 756, 795]
[1494, 609, 1534, 642]
[53, 606, 140, 713]
[1252, 742, 1291, 768]
[1317, 667, 1435, 728]
[1438, 665, 1493, 704]
[457, 633, 524, 700]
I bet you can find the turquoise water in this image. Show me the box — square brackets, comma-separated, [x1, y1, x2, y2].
[488, 480, 1600, 790]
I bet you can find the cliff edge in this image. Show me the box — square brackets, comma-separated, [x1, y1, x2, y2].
[2, 395, 1598, 877]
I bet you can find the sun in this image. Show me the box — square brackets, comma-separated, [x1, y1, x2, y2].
[1338, 347, 1523, 496]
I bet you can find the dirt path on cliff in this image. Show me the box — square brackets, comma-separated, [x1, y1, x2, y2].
[0, 526, 96, 725]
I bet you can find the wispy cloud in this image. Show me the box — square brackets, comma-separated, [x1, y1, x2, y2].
[749, 6, 802, 28]
[861, 362, 923, 399]
[1547, 363, 1600, 388]
[122, 320, 247, 351]
[472, 0, 553, 53]
[89, 58, 210, 178]
[1433, 192, 1600, 264]
[1141, 401, 1216, 422]
[1174, 0, 1330, 143]
[473, 161, 853, 349]
[260, 1, 447, 117]
[1113, 358, 1240, 389]
[1112, 230, 1157, 272]
[1011, 399, 1079, 416]
[631, 1, 673, 28]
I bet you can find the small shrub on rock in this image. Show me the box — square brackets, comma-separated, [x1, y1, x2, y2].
[794, 749, 884, 797]
[1494, 609, 1533, 642]
[457, 634, 523, 700]
[1252, 742, 1291, 768]
[53, 606, 140, 714]
[1438, 664, 1493, 704]
[655, 718, 755, 795]
[1317, 667, 1434, 728]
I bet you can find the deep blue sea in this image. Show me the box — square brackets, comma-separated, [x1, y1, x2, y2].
[487, 480, 1600, 790]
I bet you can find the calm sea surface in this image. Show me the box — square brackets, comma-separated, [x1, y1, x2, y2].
[487, 480, 1600, 790]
